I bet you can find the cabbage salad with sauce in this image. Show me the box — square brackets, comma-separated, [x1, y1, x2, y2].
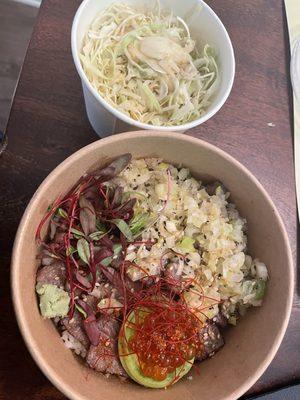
[80, 2, 219, 126]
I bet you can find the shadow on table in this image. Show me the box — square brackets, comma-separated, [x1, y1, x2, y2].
[243, 383, 300, 399]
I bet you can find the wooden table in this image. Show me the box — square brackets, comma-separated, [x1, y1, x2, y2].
[0, 0, 298, 398]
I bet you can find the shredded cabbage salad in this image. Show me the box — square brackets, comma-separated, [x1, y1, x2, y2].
[80, 2, 220, 126]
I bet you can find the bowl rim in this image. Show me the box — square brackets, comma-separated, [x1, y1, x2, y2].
[11, 131, 294, 400]
[71, 0, 236, 132]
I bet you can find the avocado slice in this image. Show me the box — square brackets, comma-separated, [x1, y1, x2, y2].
[118, 309, 194, 388]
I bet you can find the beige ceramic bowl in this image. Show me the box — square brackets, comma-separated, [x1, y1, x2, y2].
[12, 131, 293, 400]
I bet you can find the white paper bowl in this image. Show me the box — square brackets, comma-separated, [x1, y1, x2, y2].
[71, 0, 235, 137]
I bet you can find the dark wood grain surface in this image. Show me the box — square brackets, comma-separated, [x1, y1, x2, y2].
[0, 0, 299, 399]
